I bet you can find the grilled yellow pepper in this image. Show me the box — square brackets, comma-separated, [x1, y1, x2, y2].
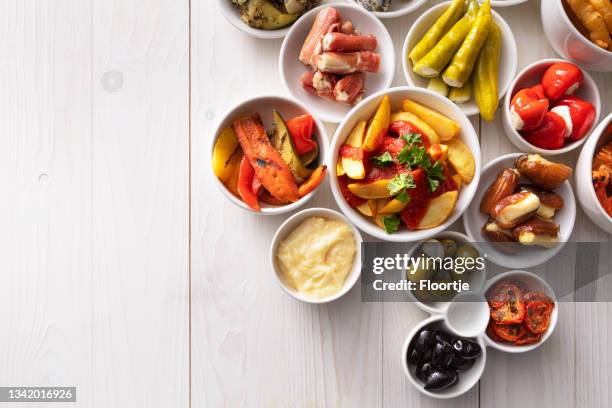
[408, 0, 466, 65]
[442, 0, 492, 88]
[412, 0, 480, 78]
[449, 80, 472, 104]
[473, 21, 502, 121]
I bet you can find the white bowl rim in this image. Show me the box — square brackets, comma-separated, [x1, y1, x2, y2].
[401, 315, 487, 399]
[581, 113, 612, 224]
[503, 58, 602, 155]
[350, 0, 429, 19]
[329, 86, 481, 242]
[404, 231, 488, 315]
[209, 94, 329, 215]
[401, 1, 518, 117]
[481, 269, 559, 353]
[279, 2, 396, 123]
[216, 0, 292, 39]
[462, 152, 576, 269]
[490, 0, 529, 5]
[552, 0, 612, 56]
[269, 207, 363, 304]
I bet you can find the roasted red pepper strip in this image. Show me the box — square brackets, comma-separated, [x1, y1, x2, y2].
[237, 156, 261, 211]
[286, 114, 317, 155]
[523, 111, 566, 150]
[541, 62, 583, 101]
[509, 85, 549, 131]
[552, 96, 596, 141]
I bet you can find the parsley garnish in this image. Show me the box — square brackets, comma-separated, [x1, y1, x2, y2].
[370, 151, 394, 167]
[426, 160, 445, 192]
[401, 132, 422, 145]
[382, 215, 401, 234]
[396, 190, 410, 204]
[388, 173, 416, 195]
[396, 132, 446, 193]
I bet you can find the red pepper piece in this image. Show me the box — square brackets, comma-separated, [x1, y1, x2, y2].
[509, 85, 549, 131]
[286, 114, 317, 155]
[237, 156, 260, 211]
[541, 62, 583, 101]
[523, 111, 566, 150]
[552, 95, 596, 141]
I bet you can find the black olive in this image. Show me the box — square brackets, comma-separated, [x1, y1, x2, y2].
[406, 347, 421, 366]
[434, 330, 452, 344]
[415, 361, 434, 383]
[451, 355, 475, 371]
[424, 369, 458, 391]
[431, 341, 453, 368]
[414, 328, 435, 352]
[452, 339, 482, 360]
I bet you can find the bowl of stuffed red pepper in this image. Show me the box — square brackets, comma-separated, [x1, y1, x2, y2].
[211, 95, 329, 214]
[503, 59, 601, 155]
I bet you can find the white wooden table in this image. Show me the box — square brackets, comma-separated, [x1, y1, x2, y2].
[0, 0, 610, 407]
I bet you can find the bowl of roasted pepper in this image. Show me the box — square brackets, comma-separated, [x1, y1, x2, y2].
[211, 95, 328, 214]
[576, 113, 612, 234]
[329, 87, 481, 242]
[503, 59, 601, 155]
[484, 270, 558, 353]
[402, 0, 518, 119]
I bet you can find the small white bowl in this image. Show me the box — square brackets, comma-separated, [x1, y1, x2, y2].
[575, 113, 612, 234]
[463, 153, 576, 269]
[490, 0, 529, 6]
[269, 207, 363, 303]
[402, 315, 487, 399]
[350, 0, 429, 19]
[483, 270, 559, 353]
[280, 3, 395, 123]
[402, 1, 518, 117]
[217, 0, 296, 39]
[330, 86, 481, 242]
[210, 95, 329, 215]
[541, 0, 612, 72]
[404, 231, 487, 315]
[502, 58, 601, 155]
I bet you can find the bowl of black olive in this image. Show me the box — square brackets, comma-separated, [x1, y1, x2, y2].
[402, 317, 486, 398]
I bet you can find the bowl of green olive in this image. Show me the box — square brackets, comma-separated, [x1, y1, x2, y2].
[404, 231, 487, 314]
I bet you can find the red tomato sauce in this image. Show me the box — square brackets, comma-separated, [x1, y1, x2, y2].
[339, 145, 365, 161]
[337, 175, 366, 208]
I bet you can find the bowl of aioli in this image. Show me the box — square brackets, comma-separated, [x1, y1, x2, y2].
[270, 208, 363, 303]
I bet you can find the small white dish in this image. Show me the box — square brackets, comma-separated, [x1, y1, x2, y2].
[402, 315, 487, 399]
[541, 0, 612, 72]
[489, 0, 529, 6]
[483, 270, 559, 353]
[402, 1, 517, 117]
[350, 0, 429, 19]
[280, 3, 395, 123]
[444, 292, 490, 338]
[330, 86, 481, 242]
[502, 58, 601, 155]
[210, 94, 329, 215]
[463, 152, 576, 269]
[269, 207, 363, 303]
[404, 231, 487, 315]
[575, 113, 612, 234]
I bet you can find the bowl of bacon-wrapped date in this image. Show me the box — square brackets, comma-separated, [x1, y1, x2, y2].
[279, 3, 395, 123]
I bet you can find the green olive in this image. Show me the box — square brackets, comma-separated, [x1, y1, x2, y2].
[440, 239, 457, 257]
[455, 244, 478, 260]
[421, 239, 445, 259]
[413, 288, 436, 303]
[406, 263, 436, 282]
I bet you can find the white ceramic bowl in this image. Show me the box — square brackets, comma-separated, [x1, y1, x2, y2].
[280, 3, 395, 123]
[404, 231, 487, 315]
[269, 207, 363, 303]
[463, 153, 576, 269]
[483, 270, 559, 353]
[502, 58, 601, 155]
[575, 113, 612, 234]
[217, 0, 298, 39]
[402, 315, 487, 399]
[210, 95, 329, 215]
[402, 1, 518, 117]
[350, 0, 428, 19]
[330, 87, 481, 242]
[541, 0, 612, 72]
[490, 0, 529, 6]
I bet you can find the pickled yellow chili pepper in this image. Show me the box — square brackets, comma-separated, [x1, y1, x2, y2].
[412, 0, 480, 78]
[449, 80, 472, 103]
[427, 76, 450, 97]
[408, 0, 466, 65]
[442, 0, 492, 88]
[473, 21, 502, 121]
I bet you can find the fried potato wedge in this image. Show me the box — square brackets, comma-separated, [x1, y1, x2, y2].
[416, 190, 458, 229]
[447, 138, 475, 183]
[390, 111, 441, 144]
[401, 99, 461, 141]
[363, 96, 390, 151]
